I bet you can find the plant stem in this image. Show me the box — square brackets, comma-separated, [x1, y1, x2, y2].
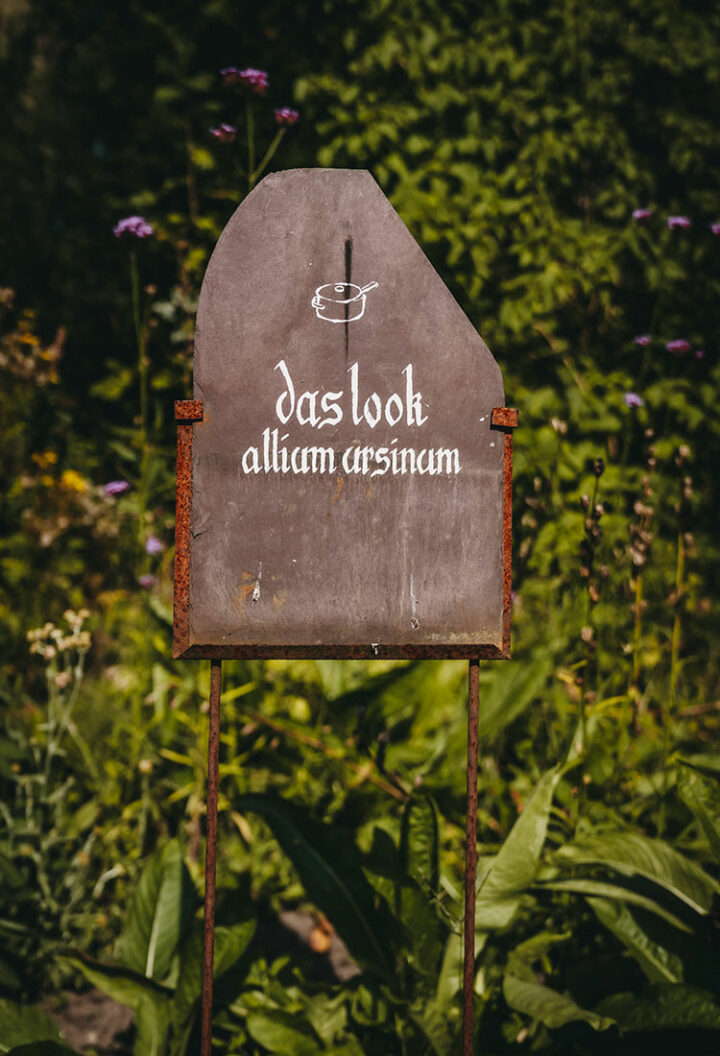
[659, 510, 685, 835]
[251, 128, 285, 185]
[246, 98, 255, 191]
[130, 251, 149, 559]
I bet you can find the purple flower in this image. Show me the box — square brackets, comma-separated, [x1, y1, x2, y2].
[103, 479, 130, 496]
[667, 215, 691, 230]
[139, 574, 157, 589]
[632, 208, 652, 221]
[624, 392, 644, 408]
[666, 339, 691, 354]
[145, 535, 164, 555]
[113, 216, 154, 239]
[274, 107, 299, 126]
[238, 67, 269, 94]
[695, 349, 706, 359]
[219, 65, 241, 83]
[634, 335, 651, 347]
[710, 222, 720, 236]
[209, 123, 236, 143]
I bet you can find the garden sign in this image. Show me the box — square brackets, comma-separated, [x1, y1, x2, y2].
[173, 169, 517, 1055]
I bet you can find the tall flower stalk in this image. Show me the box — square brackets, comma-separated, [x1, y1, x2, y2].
[113, 215, 154, 566]
[213, 66, 298, 192]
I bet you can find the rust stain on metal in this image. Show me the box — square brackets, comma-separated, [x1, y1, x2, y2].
[491, 407, 518, 658]
[176, 641, 508, 660]
[463, 658, 480, 1056]
[490, 406, 519, 429]
[200, 658, 222, 1056]
[173, 400, 203, 659]
[175, 399, 204, 422]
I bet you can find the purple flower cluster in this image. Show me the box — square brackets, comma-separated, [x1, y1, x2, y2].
[113, 216, 154, 239]
[103, 480, 130, 496]
[634, 335, 651, 347]
[145, 535, 164, 556]
[139, 574, 157, 590]
[666, 339, 691, 354]
[220, 66, 268, 94]
[209, 123, 237, 143]
[631, 209, 720, 233]
[274, 107, 299, 127]
[624, 392, 644, 408]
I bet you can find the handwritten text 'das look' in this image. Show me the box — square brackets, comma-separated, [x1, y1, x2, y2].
[273, 360, 428, 430]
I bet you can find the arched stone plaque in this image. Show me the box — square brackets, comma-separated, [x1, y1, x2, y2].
[173, 168, 514, 659]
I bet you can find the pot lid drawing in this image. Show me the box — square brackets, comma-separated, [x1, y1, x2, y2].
[311, 280, 379, 323]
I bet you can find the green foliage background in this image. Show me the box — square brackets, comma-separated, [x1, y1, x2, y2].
[1, 1, 719, 1053]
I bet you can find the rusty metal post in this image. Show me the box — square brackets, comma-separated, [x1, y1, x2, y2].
[201, 658, 222, 1056]
[463, 658, 480, 1055]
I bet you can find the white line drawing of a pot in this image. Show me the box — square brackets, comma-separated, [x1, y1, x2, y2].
[311, 281, 379, 323]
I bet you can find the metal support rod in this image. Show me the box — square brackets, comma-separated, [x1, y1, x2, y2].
[201, 658, 222, 1056]
[463, 657, 480, 1056]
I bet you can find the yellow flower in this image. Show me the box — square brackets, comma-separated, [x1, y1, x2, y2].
[60, 469, 87, 493]
[31, 450, 58, 468]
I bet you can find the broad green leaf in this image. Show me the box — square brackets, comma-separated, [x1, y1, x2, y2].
[536, 878, 691, 930]
[553, 833, 720, 916]
[677, 762, 720, 863]
[170, 918, 256, 1044]
[503, 974, 615, 1032]
[409, 997, 457, 1056]
[400, 793, 439, 896]
[475, 766, 562, 929]
[0, 1000, 62, 1053]
[395, 878, 446, 978]
[475, 653, 553, 738]
[503, 933, 614, 1031]
[435, 931, 463, 1009]
[238, 794, 394, 976]
[599, 984, 720, 1032]
[64, 952, 171, 1013]
[134, 994, 171, 1056]
[117, 839, 195, 981]
[305, 992, 348, 1046]
[589, 898, 684, 983]
[246, 1010, 325, 1056]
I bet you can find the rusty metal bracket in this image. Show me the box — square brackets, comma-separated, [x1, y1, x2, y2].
[173, 400, 203, 658]
[491, 407, 519, 657]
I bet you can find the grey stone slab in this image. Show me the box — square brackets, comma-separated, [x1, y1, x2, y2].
[188, 168, 505, 653]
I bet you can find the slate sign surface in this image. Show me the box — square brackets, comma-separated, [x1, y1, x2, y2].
[174, 169, 509, 659]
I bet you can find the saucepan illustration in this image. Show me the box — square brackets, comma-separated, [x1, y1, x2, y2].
[311, 281, 379, 323]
